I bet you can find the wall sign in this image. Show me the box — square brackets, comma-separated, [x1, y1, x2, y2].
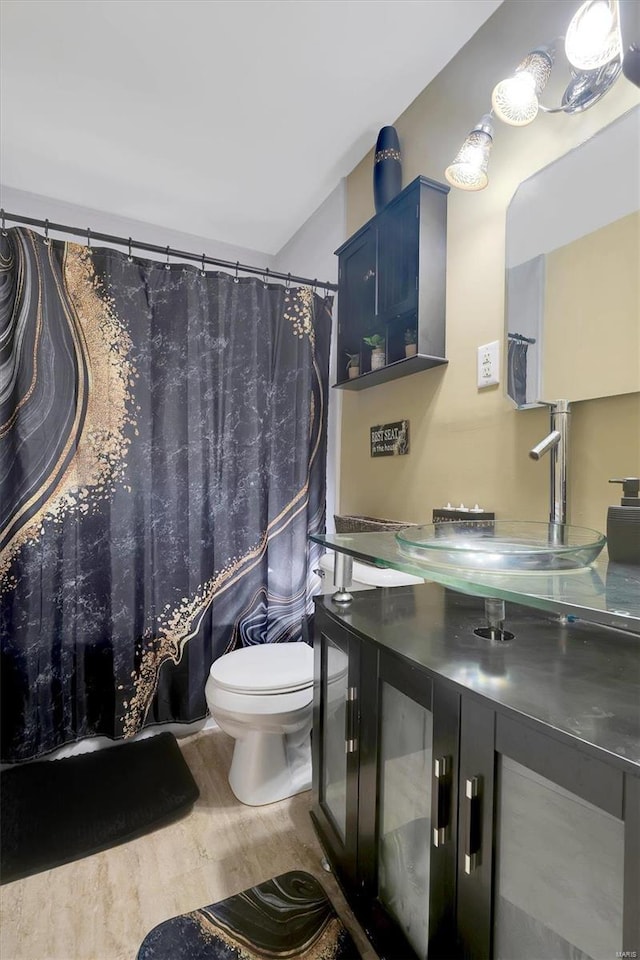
[370, 420, 410, 457]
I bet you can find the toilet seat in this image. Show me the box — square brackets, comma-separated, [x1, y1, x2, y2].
[208, 642, 313, 695]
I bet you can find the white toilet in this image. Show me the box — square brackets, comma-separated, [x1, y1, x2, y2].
[318, 551, 426, 590]
[205, 642, 314, 806]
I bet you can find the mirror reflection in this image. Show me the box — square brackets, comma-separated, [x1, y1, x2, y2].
[505, 106, 640, 408]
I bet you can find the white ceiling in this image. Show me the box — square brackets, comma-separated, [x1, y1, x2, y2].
[0, 0, 502, 254]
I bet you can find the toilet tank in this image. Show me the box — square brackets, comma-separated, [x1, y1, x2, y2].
[316, 551, 425, 593]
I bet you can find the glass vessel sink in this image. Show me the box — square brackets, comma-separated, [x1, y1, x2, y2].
[395, 520, 606, 573]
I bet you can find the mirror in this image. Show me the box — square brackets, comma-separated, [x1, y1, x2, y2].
[505, 106, 640, 408]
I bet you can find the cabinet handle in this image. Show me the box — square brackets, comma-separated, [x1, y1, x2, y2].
[345, 686, 358, 754]
[464, 776, 482, 874]
[433, 755, 452, 847]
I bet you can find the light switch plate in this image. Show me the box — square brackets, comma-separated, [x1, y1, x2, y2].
[477, 340, 500, 388]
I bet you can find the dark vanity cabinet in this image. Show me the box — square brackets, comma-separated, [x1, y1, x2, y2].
[312, 611, 459, 959]
[312, 617, 361, 892]
[334, 176, 449, 390]
[312, 588, 640, 960]
[457, 700, 638, 960]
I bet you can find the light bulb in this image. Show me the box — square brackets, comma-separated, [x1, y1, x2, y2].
[491, 48, 554, 127]
[492, 73, 539, 126]
[445, 116, 494, 192]
[565, 0, 622, 70]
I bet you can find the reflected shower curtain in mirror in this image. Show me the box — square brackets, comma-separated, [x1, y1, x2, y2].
[0, 228, 332, 763]
[507, 339, 529, 407]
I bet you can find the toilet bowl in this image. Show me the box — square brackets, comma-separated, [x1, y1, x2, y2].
[205, 642, 314, 806]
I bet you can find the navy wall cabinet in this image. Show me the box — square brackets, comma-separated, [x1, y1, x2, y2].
[334, 176, 449, 390]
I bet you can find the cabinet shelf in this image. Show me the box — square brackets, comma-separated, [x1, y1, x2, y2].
[335, 352, 447, 390]
[334, 175, 449, 391]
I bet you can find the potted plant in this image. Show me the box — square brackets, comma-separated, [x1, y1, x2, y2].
[404, 328, 417, 357]
[363, 334, 386, 371]
[346, 352, 360, 379]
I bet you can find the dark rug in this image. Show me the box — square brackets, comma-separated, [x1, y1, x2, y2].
[137, 870, 361, 960]
[0, 731, 199, 884]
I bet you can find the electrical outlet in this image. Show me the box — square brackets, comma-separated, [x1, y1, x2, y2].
[477, 340, 500, 388]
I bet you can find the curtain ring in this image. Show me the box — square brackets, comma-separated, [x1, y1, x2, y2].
[234, 261, 240, 283]
[86, 227, 91, 249]
[44, 219, 50, 246]
[201, 253, 206, 278]
[263, 267, 270, 289]
[127, 237, 133, 263]
[165, 245, 171, 270]
[0, 210, 7, 237]
[286, 273, 291, 289]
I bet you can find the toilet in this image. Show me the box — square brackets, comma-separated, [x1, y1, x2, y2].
[205, 642, 314, 806]
[318, 550, 426, 590]
[205, 554, 424, 807]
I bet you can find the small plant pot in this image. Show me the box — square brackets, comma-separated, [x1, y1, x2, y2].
[405, 343, 417, 358]
[371, 348, 386, 371]
[348, 366, 360, 379]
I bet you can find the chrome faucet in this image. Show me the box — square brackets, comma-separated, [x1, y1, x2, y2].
[529, 400, 570, 527]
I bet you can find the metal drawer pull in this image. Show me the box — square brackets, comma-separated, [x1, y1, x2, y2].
[345, 687, 358, 754]
[464, 776, 481, 874]
[433, 755, 451, 847]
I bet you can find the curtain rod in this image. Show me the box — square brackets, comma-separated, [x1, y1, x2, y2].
[0, 210, 338, 293]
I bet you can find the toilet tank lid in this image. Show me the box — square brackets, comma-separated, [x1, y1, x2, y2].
[209, 642, 314, 694]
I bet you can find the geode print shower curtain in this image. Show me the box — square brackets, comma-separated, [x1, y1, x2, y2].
[0, 228, 331, 763]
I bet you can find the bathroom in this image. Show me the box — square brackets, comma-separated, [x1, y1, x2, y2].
[1, 1, 639, 959]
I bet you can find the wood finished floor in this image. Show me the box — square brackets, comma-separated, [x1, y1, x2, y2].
[0, 728, 378, 960]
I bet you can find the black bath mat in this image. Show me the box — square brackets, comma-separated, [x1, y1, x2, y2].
[0, 732, 199, 884]
[137, 870, 360, 960]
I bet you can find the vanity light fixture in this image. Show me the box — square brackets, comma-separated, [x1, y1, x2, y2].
[444, 114, 494, 192]
[444, 0, 631, 190]
[491, 46, 555, 126]
[565, 0, 622, 70]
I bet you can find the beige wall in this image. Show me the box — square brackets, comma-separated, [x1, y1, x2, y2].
[543, 212, 640, 402]
[340, 0, 640, 533]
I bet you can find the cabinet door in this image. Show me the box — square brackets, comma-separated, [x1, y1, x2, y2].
[458, 701, 636, 960]
[359, 648, 459, 959]
[336, 226, 377, 380]
[376, 188, 419, 325]
[311, 615, 361, 894]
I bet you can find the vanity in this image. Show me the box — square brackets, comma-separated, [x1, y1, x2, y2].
[309, 532, 640, 960]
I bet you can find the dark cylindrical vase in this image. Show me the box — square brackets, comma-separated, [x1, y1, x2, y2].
[373, 126, 402, 213]
[623, 44, 640, 87]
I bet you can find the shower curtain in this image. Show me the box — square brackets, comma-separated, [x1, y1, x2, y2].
[0, 228, 331, 763]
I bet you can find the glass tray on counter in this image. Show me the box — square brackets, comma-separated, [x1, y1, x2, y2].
[310, 529, 640, 633]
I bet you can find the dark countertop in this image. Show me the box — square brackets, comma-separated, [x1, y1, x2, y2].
[315, 582, 640, 775]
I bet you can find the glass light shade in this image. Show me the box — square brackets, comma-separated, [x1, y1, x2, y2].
[445, 120, 493, 191]
[492, 73, 539, 126]
[491, 49, 554, 127]
[565, 0, 622, 70]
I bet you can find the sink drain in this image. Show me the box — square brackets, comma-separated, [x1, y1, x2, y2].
[474, 626, 514, 642]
